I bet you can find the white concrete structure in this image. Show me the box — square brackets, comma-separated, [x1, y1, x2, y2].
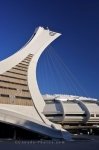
[43, 94, 99, 129]
[0, 27, 71, 140]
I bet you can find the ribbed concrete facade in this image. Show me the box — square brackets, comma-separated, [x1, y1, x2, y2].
[0, 54, 33, 106]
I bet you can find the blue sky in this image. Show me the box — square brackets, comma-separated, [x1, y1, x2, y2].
[0, 0, 99, 98]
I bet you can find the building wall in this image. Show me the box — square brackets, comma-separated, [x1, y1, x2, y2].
[0, 54, 33, 106]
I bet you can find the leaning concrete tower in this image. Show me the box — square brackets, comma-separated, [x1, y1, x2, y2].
[0, 27, 71, 140]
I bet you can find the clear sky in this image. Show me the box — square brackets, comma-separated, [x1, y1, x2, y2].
[0, 0, 99, 98]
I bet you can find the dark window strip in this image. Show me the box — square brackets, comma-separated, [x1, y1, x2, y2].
[0, 75, 26, 81]
[16, 65, 28, 69]
[0, 86, 16, 90]
[28, 54, 33, 57]
[26, 55, 32, 58]
[7, 71, 27, 76]
[65, 114, 86, 117]
[0, 80, 27, 86]
[22, 60, 30, 64]
[12, 67, 27, 72]
[96, 114, 99, 117]
[45, 100, 59, 104]
[25, 58, 32, 61]
[22, 89, 29, 92]
[91, 114, 94, 117]
[45, 114, 62, 117]
[83, 101, 95, 103]
[24, 58, 32, 61]
[19, 63, 29, 67]
[26, 58, 32, 60]
[25, 58, 31, 61]
[63, 101, 75, 104]
[0, 94, 9, 97]
[15, 96, 31, 100]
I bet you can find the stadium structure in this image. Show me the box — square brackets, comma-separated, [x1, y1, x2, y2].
[0, 27, 99, 140]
